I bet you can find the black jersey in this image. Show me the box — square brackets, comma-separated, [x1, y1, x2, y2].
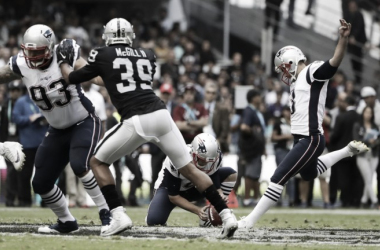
[69, 45, 166, 120]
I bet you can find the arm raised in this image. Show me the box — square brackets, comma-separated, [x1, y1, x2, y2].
[329, 19, 351, 67]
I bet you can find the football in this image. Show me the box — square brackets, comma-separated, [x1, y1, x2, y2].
[207, 205, 223, 227]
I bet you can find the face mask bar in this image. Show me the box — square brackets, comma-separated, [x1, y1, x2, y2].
[276, 63, 296, 86]
[21, 45, 50, 69]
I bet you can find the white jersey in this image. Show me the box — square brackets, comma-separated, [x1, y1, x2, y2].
[289, 61, 328, 136]
[9, 47, 94, 129]
[154, 145, 223, 191]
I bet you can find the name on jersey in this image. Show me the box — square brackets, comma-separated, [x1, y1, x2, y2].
[115, 48, 147, 58]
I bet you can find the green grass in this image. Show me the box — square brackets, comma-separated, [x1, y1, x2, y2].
[1, 207, 380, 230]
[0, 207, 379, 250]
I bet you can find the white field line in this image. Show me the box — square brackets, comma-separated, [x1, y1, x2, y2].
[1, 225, 380, 246]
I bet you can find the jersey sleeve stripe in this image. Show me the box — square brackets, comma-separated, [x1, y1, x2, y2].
[94, 122, 123, 155]
[306, 66, 312, 85]
[75, 84, 95, 114]
[11, 55, 23, 77]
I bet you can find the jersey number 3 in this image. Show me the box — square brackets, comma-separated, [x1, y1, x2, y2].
[113, 58, 153, 93]
[29, 79, 71, 111]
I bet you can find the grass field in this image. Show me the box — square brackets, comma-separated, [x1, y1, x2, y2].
[0, 206, 380, 250]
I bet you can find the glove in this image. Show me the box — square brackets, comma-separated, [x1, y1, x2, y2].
[56, 39, 80, 67]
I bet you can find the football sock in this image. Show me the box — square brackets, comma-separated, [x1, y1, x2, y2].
[317, 147, 350, 176]
[243, 182, 283, 227]
[202, 185, 228, 213]
[80, 170, 109, 211]
[221, 181, 236, 196]
[41, 185, 75, 223]
[100, 184, 122, 211]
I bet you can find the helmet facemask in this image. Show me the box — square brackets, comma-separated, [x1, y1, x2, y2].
[191, 133, 220, 173]
[274, 46, 306, 86]
[275, 62, 297, 86]
[21, 45, 52, 69]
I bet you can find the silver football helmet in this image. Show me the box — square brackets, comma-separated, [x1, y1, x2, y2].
[102, 18, 135, 46]
[191, 133, 220, 173]
[21, 24, 55, 69]
[274, 45, 307, 85]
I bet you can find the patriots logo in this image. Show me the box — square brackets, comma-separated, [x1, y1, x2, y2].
[43, 30, 53, 42]
[198, 140, 207, 154]
[276, 50, 282, 58]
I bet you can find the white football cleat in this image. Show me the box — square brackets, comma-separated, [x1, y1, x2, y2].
[217, 209, 238, 239]
[3, 142, 25, 171]
[347, 140, 369, 157]
[237, 216, 252, 231]
[100, 206, 132, 236]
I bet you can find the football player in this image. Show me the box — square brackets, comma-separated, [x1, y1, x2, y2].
[58, 18, 238, 238]
[0, 24, 110, 234]
[238, 19, 369, 230]
[146, 133, 236, 227]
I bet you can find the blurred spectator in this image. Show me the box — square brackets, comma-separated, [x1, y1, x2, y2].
[342, 0, 350, 20]
[245, 53, 265, 90]
[344, 79, 361, 101]
[328, 91, 348, 129]
[1, 81, 23, 206]
[160, 50, 179, 86]
[159, 83, 177, 115]
[357, 87, 380, 126]
[353, 106, 379, 208]
[204, 81, 230, 153]
[356, 86, 380, 209]
[12, 89, 48, 207]
[203, 81, 218, 137]
[199, 40, 216, 67]
[265, 78, 288, 107]
[305, 0, 315, 15]
[230, 109, 242, 155]
[238, 89, 266, 206]
[271, 106, 295, 206]
[287, 0, 300, 29]
[325, 80, 338, 110]
[267, 90, 286, 120]
[173, 83, 208, 144]
[65, 16, 91, 49]
[329, 95, 361, 207]
[155, 37, 171, 60]
[346, 0, 367, 84]
[227, 52, 244, 85]
[265, 0, 284, 40]
[0, 18, 9, 47]
[331, 70, 347, 94]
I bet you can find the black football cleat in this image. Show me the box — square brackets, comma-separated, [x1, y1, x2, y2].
[99, 209, 111, 226]
[38, 219, 79, 234]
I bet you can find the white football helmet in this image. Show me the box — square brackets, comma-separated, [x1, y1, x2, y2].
[274, 45, 307, 85]
[102, 18, 135, 46]
[191, 133, 220, 173]
[21, 24, 55, 69]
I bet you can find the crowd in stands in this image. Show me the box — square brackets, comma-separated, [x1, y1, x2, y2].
[0, 0, 379, 209]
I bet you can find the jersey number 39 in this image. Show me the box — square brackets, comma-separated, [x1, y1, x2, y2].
[113, 58, 153, 93]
